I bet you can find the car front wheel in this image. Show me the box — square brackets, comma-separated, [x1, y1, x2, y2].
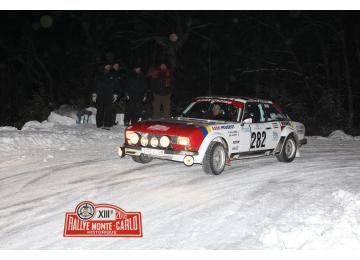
[202, 141, 227, 175]
[276, 136, 297, 163]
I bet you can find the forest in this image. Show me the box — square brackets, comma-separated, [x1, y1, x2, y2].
[0, 11, 359, 135]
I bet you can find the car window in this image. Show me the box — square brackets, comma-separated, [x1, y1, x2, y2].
[182, 101, 240, 122]
[263, 103, 288, 121]
[258, 103, 266, 122]
[244, 103, 266, 123]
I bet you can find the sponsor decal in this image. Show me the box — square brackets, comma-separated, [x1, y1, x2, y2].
[280, 121, 290, 130]
[228, 130, 239, 137]
[212, 125, 235, 131]
[232, 145, 239, 151]
[273, 131, 279, 141]
[233, 140, 240, 144]
[64, 201, 142, 237]
[241, 127, 251, 133]
[194, 98, 244, 109]
[272, 122, 279, 129]
[147, 125, 170, 131]
[200, 126, 212, 138]
[196, 98, 232, 104]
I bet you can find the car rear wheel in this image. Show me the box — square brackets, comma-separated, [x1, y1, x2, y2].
[132, 154, 153, 164]
[276, 136, 297, 163]
[202, 141, 227, 175]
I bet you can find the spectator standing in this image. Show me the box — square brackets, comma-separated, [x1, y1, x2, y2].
[92, 64, 118, 129]
[124, 65, 148, 125]
[112, 63, 126, 124]
[112, 63, 127, 96]
[150, 63, 173, 119]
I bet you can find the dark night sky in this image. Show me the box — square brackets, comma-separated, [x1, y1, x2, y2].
[0, 11, 360, 134]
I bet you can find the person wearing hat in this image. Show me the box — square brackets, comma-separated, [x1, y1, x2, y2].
[150, 62, 173, 119]
[124, 64, 148, 125]
[92, 64, 118, 129]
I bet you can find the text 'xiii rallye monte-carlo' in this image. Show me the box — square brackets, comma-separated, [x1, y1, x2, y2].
[117, 96, 307, 175]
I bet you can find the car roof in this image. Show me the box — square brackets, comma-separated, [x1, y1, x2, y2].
[195, 96, 273, 104]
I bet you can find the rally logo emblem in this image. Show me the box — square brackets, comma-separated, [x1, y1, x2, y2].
[64, 201, 143, 237]
[76, 202, 95, 220]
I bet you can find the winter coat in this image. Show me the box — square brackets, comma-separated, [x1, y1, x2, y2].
[150, 68, 174, 96]
[126, 72, 148, 101]
[94, 71, 116, 103]
[112, 69, 127, 96]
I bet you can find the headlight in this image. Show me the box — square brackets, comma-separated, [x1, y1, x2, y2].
[126, 131, 140, 145]
[140, 136, 149, 146]
[177, 136, 190, 146]
[150, 137, 159, 147]
[159, 136, 171, 148]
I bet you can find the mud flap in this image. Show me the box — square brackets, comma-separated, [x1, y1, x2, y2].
[274, 136, 286, 155]
[296, 148, 300, 158]
[226, 158, 231, 166]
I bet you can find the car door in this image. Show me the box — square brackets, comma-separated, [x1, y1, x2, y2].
[223, 104, 247, 154]
[243, 102, 268, 152]
[238, 119, 252, 153]
[262, 102, 285, 149]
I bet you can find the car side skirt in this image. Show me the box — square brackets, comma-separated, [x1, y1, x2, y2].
[231, 149, 274, 160]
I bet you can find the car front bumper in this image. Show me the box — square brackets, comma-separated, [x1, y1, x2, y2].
[118, 145, 201, 164]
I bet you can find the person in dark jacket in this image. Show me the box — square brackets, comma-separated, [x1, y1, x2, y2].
[112, 63, 127, 125]
[124, 65, 148, 125]
[112, 63, 127, 96]
[150, 63, 173, 119]
[92, 64, 118, 129]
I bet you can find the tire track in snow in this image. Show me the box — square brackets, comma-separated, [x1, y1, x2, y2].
[0, 158, 109, 182]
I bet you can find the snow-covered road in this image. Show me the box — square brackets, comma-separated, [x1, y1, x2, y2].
[0, 121, 360, 249]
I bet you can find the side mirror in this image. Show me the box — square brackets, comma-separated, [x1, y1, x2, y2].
[243, 117, 253, 124]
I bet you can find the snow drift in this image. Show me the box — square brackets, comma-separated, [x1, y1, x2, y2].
[328, 130, 360, 141]
[48, 112, 77, 126]
[260, 189, 360, 249]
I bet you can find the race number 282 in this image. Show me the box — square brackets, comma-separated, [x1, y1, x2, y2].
[250, 131, 266, 149]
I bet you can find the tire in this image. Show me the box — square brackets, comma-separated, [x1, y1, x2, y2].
[202, 141, 227, 175]
[132, 154, 153, 164]
[276, 135, 297, 163]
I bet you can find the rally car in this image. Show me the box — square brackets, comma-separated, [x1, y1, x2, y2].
[117, 96, 307, 175]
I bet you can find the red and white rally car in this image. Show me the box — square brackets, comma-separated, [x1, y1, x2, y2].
[118, 96, 307, 175]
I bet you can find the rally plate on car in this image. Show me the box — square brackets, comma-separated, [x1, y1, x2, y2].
[142, 148, 165, 156]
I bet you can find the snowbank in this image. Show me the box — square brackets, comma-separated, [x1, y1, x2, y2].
[21, 120, 55, 131]
[328, 130, 360, 141]
[85, 106, 97, 115]
[85, 107, 97, 124]
[1, 120, 124, 153]
[0, 126, 18, 131]
[47, 111, 77, 126]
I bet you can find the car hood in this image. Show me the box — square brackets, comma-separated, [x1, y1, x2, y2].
[126, 117, 224, 136]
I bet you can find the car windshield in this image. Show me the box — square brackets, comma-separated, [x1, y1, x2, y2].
[181, 101, 240, 122]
